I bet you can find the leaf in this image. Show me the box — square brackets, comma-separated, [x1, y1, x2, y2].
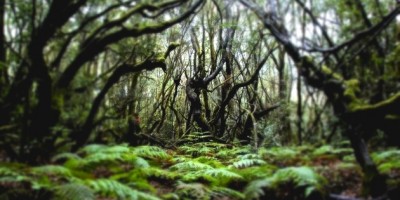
[133, 146, 171, 161]
[53, 183, 95, 200]
[169, 161, 213, 172]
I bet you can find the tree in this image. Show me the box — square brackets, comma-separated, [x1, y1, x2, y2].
[241, 0, 400, 197]
[0, 0, 204, 163]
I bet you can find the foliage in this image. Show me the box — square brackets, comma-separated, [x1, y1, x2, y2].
[53, 183, 95, 200]
[1, 0, 399, 199]
[244, 167, 326, 199]
[372, 149, 400, 174]
[1, 143, 398, 199]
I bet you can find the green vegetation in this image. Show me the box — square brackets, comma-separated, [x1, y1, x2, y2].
[2, 143, 398, 200]
[1, 0, 399, 199]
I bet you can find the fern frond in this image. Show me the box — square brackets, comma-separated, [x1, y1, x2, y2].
[313, 145, 353, 158]
[133, 156, 150, 168]
[171, 155, 189, 163]
[312, 145, 333, 156]
[103, 145, 131, 153]
[372, 149, 400, 164]
[175, 181, 211, 200]
[0, 166, 22, 177]
[237, 153, 260, 159]
[216, 146, 251, 160]
[78, 150, 137, 168]
[79, 144, 109, 154]
[211, 186, 245, 199]
[30, 165, 73, 178]
[231, 146, 252, 155]
[244, 166, 326, 199]
[260, 147, 298, 160]
[139, 167, 178, 180]
[194, 156, 224, 168]
[178, 145, 214, 157]
[86, 179, 140, 200]
[51, 152, 82, 163]
[230, 158, 266, 169]
[133, 146, 171, 161]
[215, 149, 234, 160]
[0, 166, 28, 182]
[201, 168, 243, 180]
[79, 152, 124, 167]
[169, 161, 213, 172]
[53, 183, 95, 200]
[136, 190, 161, 200]
[182, 168, 242, 185]
[234, 166, 276, 181]
[244, 178, 272, 199]
[377, 160, 400, 173]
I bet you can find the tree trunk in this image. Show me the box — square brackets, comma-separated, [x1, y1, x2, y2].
[0, 0, 7, 89]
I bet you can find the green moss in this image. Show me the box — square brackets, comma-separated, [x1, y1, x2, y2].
[322, 65, 343, 81]
[351, 92, 400, 113]
[343, 79, 363, 109]
[155, 55, 166, 63]
[52, 89, 65, 111]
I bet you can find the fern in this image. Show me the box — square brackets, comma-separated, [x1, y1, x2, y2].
[244, 178, 272, 199]
[132, 156, 150, 168]
[371, 149, 400, 174]
[201, 168, 243, 180]
[138, 167, 178, 180]
[78, 144, 134, 164]
[312, 145, 334, 156]
[29, 165, 77, 190]
[178, 145, 214, 157]
[133, 145, 171, 161]
[74, 145, 138, 168]
[215, 149, 234, 160]
[377, 160, 400, 173]
[0, 166, 22, 177]
[171, 155, 189, 163]
[216, 146, 251, 160]
[244, 166, 326, 199]
[273, 167, 323, 187]
[211, 186, 245, 199]
[53, 183, 95, 200]
[260, 147, 298, 161]
[372, 149, 400, 164]
[78, 152, 134, 167]
[235, 166, 276, 181]
[169, 161, 213, 172]
[0, 166, 28, 182]
[194, 156, 224, 168]
[175, 181, 211, 200]
[230, 158, 266, 169]
[102, 145, 131, 154]
[86, 179, 153, 200]
[51, 152, 82, 163]
[312, 145, 353, 158]
[228, 153, 267, 169]
[182, 168, 242, 185]
[30, 165, 73, 178]
[79, 144, 109, 154]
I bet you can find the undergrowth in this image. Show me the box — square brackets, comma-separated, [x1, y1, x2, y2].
[1, 142, 399, 200]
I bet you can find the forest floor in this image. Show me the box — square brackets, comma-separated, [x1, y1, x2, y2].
[1, 141, 400, 200]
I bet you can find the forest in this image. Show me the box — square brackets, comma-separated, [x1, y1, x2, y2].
[0, 0, 400, 199]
